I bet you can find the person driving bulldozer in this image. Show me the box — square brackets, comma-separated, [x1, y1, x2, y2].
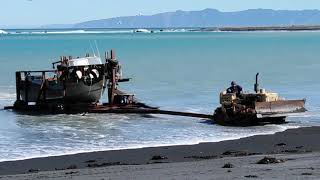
[227, 81, 243, 96]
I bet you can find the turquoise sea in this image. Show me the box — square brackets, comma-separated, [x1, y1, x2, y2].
[0, 29, 319, 162]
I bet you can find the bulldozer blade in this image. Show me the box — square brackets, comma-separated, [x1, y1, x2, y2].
[255, 99, 306, 117]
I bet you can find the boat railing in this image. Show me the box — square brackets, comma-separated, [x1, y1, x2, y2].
[15, 70, 59, 104]
[17, 70, 57, 73]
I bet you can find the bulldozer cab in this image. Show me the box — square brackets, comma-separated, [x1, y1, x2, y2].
[220, 91, 280, 104]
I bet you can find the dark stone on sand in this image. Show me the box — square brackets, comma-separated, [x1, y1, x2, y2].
[282, 149, 299, 153]
[222, 150, 258, 157]
[275, 143, 286, 146]
[244, 175, 258, 178]
[184, 155, 218, 160]
[148, 161, 169, 164]
[257, 157, 285, 164]
[65, 171, 78, 175]
[224, 150, 246, 156]
[301, 172, 313, 176]
[222, 163, 234, 168]
[85, 160, 96, 163]
[28, 169, 40, 173]
[55, 167, 65, 171]
[151, 155, 168, 160]
[66, 165, 77, 169]
[222, 150, 236, 155]
[87, 162, 122, 168]
[56, 165, 81, 171]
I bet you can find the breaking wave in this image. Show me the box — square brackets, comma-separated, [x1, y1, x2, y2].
[0, 92, 15, 100]
[0, 30, 8, 34]
[9, 29, 135, 35]
[5, 28, 198, 35]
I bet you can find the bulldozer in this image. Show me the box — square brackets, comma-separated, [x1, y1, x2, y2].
[213, 73, 306, 126]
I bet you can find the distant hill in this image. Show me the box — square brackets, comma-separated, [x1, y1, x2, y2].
[46, 9, 320, 29]
[40, 24, 74, 29]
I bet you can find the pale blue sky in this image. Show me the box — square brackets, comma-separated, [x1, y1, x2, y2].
[1, 0, 320, 27]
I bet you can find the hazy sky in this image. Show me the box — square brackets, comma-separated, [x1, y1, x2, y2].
[2, 0, 320, 27]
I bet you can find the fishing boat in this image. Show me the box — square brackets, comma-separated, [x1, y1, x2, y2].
[19, 55, 107, 104]
[8, 48, 165, 114]
[14, 50, 129, 111]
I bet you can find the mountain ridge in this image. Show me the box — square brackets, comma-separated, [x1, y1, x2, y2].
[41, 8, 320, 29]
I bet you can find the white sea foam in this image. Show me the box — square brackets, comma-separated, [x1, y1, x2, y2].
[45, 30, 134, 34]
[11, 29, 134, 35]
[0, 30, 8, 34]
[47, 30, 87, 34]
[0, 122, 301, 163]
[6, 29, 200, 35]
[0, 92, 15, 100]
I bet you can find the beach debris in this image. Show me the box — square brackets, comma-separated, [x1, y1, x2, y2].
[28, 168, 40, 173]
[289, 167, 314, 171]
[275, 143, 286, 147]
[151, 155, 168, 160]
[54, 165, 77, 172]
[282, 149, 299, 153]
[148, 161, 169, 164]
[244, 175, 258, 178]
[184, 155, 217, 160]
[87, 162, 127, 168]
[222, 163, 234, 168]
[257, 157, 286, 164]
[227, 170, 232, 173]
[66, 165, 78, 169]
[55, 167, 65, 171]
[221, 150, 259, 157]
[85, 160, 96, 163]
[222, 150, 240, 155]
[301, 172, 313, 176]
[65, 171, 78, 175]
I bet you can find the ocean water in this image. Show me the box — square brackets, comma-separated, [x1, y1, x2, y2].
[0, 29, 319, 162]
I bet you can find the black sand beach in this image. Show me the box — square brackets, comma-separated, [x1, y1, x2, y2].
[1, 126, 320, 179]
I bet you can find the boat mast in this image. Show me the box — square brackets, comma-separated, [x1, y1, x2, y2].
[106, 49, 117, 105]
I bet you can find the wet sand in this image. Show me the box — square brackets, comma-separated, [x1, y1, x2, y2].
[1, 126, 320, 179]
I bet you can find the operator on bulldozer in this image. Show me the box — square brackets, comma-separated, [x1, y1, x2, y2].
[227, 81, 243, 96]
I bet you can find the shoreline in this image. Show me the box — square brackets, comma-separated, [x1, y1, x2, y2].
[1, 126, 320, 178]
[4, 25, 320, 33]
[0, 124, 298, 163]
